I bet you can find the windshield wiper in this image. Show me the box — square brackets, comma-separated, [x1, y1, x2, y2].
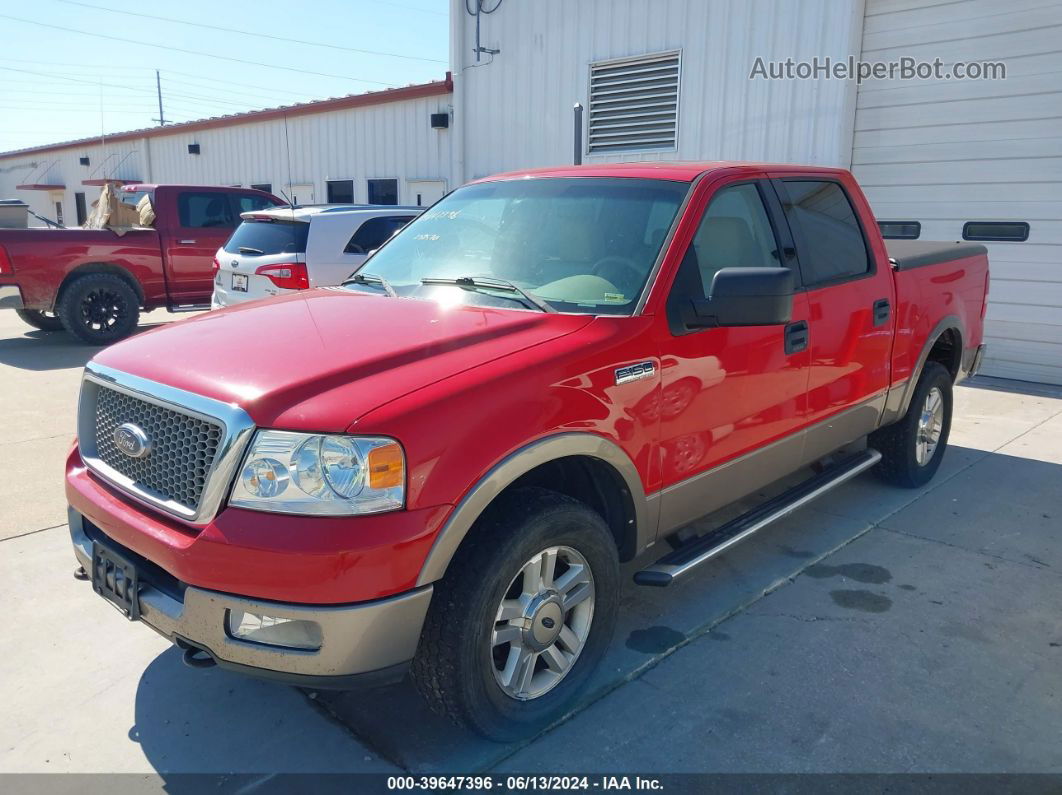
[344, 272, 398, 297]
[420, 276, 556, 313]
[237, 246, 264, 255]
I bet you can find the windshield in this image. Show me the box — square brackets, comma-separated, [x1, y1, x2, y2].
[345, 177, 689, 314]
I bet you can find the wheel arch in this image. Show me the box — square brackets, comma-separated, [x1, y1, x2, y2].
[882, 315, 964, 426]
[416, 433, 655, 586]
[54, 263, 145, 310]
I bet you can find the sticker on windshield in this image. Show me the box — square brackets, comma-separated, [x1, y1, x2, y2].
[603, 292, 627, 303]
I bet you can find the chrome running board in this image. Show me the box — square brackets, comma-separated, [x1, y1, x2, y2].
[634, 449, 882, 587]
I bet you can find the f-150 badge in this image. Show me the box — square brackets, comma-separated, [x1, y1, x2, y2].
[615, 361, 656, 385]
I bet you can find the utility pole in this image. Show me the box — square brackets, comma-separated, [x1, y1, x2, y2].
[154, 69, 166, 126]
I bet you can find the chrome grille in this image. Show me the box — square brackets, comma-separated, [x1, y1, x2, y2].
[93, 386, 224, 512]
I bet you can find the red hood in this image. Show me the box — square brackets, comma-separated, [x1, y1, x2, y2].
[92, 289, 593, 431]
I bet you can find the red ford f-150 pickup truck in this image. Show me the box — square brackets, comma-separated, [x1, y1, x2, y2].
[65, 162, 988, 740]
[0, 184, 281, 344]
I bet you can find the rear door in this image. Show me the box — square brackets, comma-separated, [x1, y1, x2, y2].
[306, 213, 417, 287]
[164, 190, 239, 305]
[769, 175, 894, 460]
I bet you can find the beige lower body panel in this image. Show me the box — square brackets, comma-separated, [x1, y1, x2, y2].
[72, 527, 431, 678]
[655, 394, 886, 537]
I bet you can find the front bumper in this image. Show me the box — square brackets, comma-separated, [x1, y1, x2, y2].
[0, 284, 24, 309]
[70, 510, 432, 688]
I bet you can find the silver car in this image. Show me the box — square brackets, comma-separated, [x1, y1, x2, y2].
[212, 205, 421, 308]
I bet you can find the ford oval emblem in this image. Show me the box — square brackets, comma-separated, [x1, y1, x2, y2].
[113, 423, 151, 459]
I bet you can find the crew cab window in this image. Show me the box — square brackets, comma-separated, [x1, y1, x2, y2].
[345, 215, 416, 254]
[778, 180, 869, 284]
[234, 193, 278, 214]
[178, 192, 235, 228]
[689, 183, 780, 294]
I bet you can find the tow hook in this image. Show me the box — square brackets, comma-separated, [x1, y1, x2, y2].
[181, 646, 217, 669]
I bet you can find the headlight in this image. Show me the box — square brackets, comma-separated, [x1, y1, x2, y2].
[229, 431, 404, 515]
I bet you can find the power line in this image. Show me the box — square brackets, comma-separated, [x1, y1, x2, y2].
[58, 0, 447, 64]
[0, 14, 404, 86]
[0, 59, 333, 99]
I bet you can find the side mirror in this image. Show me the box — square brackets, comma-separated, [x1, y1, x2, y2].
[688, 267, 794, 328]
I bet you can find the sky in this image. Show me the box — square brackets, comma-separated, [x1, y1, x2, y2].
[0, 0, 450, 153]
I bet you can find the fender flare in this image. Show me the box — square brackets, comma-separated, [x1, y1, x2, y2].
[883, 315, 964, 425]
[416, 433, 653, 586]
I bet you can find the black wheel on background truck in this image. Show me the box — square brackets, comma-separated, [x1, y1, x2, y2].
[871, 361, 953, 488]
[56, 273, 140, 345]
[412, 487, 620, 742]
[15, 308, 65, 332]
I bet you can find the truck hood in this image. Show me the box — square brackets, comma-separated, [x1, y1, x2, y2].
[92, 289, 593, 431]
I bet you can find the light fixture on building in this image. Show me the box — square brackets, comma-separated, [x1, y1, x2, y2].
[188, 143, 201, 155]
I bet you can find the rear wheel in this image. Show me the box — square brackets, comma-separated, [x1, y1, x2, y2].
[15, 308, 64, 332]
[412, 487, 619, 742]
[56, 273, 140, 345]
[871, 361, 953, 488]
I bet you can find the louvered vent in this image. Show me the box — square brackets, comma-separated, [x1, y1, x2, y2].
[588, 51, 680, 153]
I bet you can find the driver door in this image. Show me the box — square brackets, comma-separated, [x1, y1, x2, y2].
[655, 176, 811, 532]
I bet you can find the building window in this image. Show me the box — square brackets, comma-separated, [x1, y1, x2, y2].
[327, 179, 355, 204]
[367, 178, 398, 205]
[250, 183, 272, 194]
[54, 200, 64, 227]
[74, 193, 88, 226]
[878, 221, 920, 240]
[962, 221, 1029, 242]
[588, 50, 680, 154]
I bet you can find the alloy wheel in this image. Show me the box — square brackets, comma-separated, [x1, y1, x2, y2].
[490, 545, 595, 701]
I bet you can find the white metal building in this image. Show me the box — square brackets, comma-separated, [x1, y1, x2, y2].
[0, 79, 455, 224]
[0, 0, 1059, 384]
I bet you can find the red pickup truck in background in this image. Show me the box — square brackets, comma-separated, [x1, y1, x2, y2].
[0, 184, 281, 343]
[65, 162, 988, 741]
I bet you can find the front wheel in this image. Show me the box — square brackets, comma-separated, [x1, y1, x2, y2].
[870, 361, 953, 488]
[56, 273, 140, 345]
[412, 487, 619, 742]
[15, 308, 65, 332]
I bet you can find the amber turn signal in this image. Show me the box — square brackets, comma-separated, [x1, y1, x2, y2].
[367, 442, 404, 489]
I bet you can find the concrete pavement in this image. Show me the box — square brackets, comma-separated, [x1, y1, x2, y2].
[1, 307, 1061, 775]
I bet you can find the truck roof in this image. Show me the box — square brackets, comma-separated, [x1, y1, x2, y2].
[473, 161, 851, 183]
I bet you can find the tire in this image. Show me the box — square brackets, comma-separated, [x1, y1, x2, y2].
[15, 308, 65, 332]
[870, 361, 953, 488]
[412, 487, 620, 742]
[56, 273, 140, 345]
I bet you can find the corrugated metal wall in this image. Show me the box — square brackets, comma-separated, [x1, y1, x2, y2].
[852, 0, 1062, 385]
[451, 0, 866, 181]
[0, 93, 453, 224]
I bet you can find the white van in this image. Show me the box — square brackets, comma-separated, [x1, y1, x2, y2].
[212, 205, 421, 308]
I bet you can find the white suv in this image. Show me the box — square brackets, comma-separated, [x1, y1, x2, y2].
[212, 205, 421, 308]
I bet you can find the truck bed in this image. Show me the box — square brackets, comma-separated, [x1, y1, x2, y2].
[887, 239, 988, 271]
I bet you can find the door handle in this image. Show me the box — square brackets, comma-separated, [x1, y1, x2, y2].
[177, 239, 198, 245]
[784, 320, 809, 355]
[873, 298, 890, 326]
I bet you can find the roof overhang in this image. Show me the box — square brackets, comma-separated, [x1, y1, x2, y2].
[82, 178, 130, 186]
[16, 183, 65, 191]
